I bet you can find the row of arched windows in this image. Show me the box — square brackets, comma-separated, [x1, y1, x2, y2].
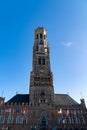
[0, 114, 85, 125]
[0, 115, 27, 124]
[36, 33, 46, 39]
[58, 115, 85, 124]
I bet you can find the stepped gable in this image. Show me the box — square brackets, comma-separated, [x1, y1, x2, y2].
[55, 94, 79, 105]
[6, 94, 29, 104]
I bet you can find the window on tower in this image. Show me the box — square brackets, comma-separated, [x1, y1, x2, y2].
[42, 59, 45, 65]
[39, 41, 43, 46]
[38, 58, 41, 65]
[36, 46, 38, 51]
[38, 58, 45, 65]
[36, 34, 38, 39]
[40, 33, 42, 38]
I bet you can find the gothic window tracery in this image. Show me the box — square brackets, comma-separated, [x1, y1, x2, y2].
[22, 116, 27, 124]
[7, 115, 13, 124]
[65, 116, 71, 124]
[79, 116, 85, 124]
[58, 115, 63, 124]
[16, 115, 22, 124]
[72, 116, 78, 124]
[0, 115, 5, 124]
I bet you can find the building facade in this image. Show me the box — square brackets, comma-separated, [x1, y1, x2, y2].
[0, 27, 87, 130]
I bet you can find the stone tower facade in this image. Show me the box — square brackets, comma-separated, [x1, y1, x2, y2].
[29, 27, 54, 105]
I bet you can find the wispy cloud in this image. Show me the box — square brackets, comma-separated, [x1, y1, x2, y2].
[61, 42, 73, 47]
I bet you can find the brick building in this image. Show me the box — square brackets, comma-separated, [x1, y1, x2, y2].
[0, 27, 87, 130]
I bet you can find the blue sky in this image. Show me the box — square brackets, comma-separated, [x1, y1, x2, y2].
[0, 0, 87, 105]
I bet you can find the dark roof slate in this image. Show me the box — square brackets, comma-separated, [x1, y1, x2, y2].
[6, 94, 29, 104]
[54, 94, 79, 105]
[6, 93, 79, 106]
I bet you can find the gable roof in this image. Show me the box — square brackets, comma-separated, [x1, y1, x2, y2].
[6, 93, 79, 106]
[6, 94, 29, 104]
[54, 94, 79, 105]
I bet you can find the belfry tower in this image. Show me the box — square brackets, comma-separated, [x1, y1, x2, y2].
[29, 27, 54, 104]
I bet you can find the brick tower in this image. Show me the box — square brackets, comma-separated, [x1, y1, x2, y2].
[29, 27, 54, 105]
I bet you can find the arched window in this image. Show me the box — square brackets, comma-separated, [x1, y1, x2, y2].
[79, 116, 85, 124]
[40, 40, 43, 45]
[65, 116, 71, 124]
[38, 58, 41, 65]
[72, 116, 78, 124]
[22, 116, 27, 124]
[40, 33, 42, 39]
[40, 91, 45, 99]
[58, 115, 63, 124]
[38, 58, 45, 65]
[7, 115, 13, 124]
[0, 115, 5, 124]
[16, 116, 22, 124]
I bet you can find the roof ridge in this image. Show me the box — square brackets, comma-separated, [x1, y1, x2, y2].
[55, 93, 68, 95]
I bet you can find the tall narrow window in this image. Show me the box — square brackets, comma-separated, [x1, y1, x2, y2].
[23, 116, 27, 124]
[79, 116, 85, 124]
[40, 33, 42, 38]
[65, 116, 71, 124]
[36, 46, 38, 51]
[0, 116, 5, 124]
[58, 115, 63, 124]
[36, 34, 38, 39]
[42, 59, 45, 65]
[38, 58, 41, 65]
[72, 116, 78, 124]
[7, 115, 13, 124]
[16, 116, 22, 124]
